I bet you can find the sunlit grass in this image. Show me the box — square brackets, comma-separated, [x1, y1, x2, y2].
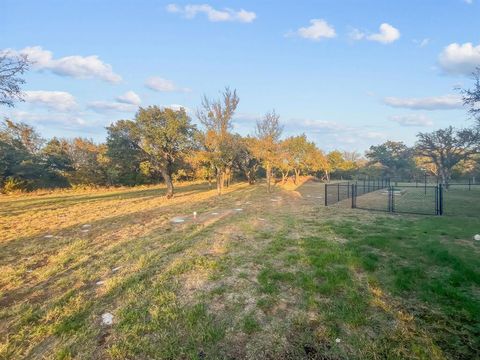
[1, 180, 479, 359]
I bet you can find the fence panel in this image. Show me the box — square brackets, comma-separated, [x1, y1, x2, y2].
[389, 185, 438, 215]
[325, 179, 480, 216]
[324, 183, 352, 206]
[442, 184, 480, 216]
[350, 179, 390, 212]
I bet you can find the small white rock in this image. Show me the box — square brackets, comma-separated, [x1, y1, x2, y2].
[44, 234, 54, 238]
[171, 217, 185, 223]
[193, 211, 197, 219]
[81, 229, 90, 233]
[474, 234, 480, 241]
[112, 266, 122, 272]
[335, 338, 341, 344]
[96, 280, 105, 285]
[101, 312, 114, 325]
[234, 208, 243, 211]
[82, 224, 91, 228]
[211, 212, 219, 215]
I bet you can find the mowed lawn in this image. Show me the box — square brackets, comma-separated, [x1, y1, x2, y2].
[0, 181, 479, 359]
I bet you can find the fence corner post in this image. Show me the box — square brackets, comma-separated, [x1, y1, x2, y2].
[351, 184, 356, 208]
[439, 184, 443, 215]
[324, 184, 327, 206]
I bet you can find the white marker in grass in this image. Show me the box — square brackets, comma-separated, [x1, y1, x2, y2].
[101, 313, 114, 325]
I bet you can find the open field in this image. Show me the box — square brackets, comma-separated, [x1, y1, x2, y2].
[1, 180, 479, 359]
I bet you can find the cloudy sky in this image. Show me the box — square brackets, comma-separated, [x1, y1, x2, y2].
[1, 0, 479, 151]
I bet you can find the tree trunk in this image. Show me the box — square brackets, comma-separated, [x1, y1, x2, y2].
[294, 169, 300, 184]
[216, 169, 223, 195]
[440, 168, 450, 189]
[161, 168, 174, 198]
[266, 164, 272, 193]
[246, 170, 255, 185]
[225, 167, 231, 187]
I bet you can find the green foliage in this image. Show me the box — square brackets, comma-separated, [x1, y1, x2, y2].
[366, 141, 417, 179]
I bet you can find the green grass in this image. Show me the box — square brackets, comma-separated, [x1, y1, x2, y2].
[0, 180, 479, 359]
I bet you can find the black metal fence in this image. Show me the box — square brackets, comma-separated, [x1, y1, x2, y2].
[324, 179, 390, 207]
[325, 178, 480, 216]
[353, 184, 443, 215]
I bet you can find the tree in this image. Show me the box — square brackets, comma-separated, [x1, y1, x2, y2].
[416, 126, 480, 187]
[305, 146, 328, 178]
[106, 120, 151, 185]
[366, 141, 416, 179]
[196, 87, 239, 195]
[0, 53, 30, 107]
[40, 138, 73, 187]
[0, 119, 45, 191]
[460, 67, 480, 123]
[232, 135, 259, 185]
[67, 138, 110, 186]
[112, 106, 196, 198]
[283, 134, 313, 184]
[253, 110, 283, 192]
[277, 140, 293, 184]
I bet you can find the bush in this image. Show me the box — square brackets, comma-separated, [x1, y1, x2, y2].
[1, 177, 26, 194]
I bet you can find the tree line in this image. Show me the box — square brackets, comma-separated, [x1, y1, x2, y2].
[1, 53, 480, 195]
[0, 89, 361, 195]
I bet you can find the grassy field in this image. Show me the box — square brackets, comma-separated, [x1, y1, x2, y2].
[1, 180, 479, 359]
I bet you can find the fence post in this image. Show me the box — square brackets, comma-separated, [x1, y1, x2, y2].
[439, 184, 443, 215]
[324, 184, 327, 206]
[347, 181, 350, 198]
[392, 186, 395, 213]
[351, 184, 356, 208]
[435, 186, 439, 215]
[337, 183, 340, 202]
[469, 178, 471, 191]
[388, 186, 391, 212]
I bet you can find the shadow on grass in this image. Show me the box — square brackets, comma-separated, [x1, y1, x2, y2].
[0, 182, 213, 217]
[2, 184, 257, 358]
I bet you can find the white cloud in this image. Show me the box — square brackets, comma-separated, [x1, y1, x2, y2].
[88, 101, 137, 113]
[9, 110, 88, 127]
[166, 3, 256, 23]
[0, 46, 122, 83]
[390, 114, 433, 127]
[413, 38, 430, 48]
[24, 90, 77, 111]
[349, 23, 400, 44]
[163, 104, 191, 112]
[464, 0, 473, 4]
[116, 91, 141, 105]
[349, 28, 365, 41]
[438, 42, 480, 75]
[383, 94, 462, 110]
[294, 19, 336, 41]
[367, 23, 400, 44]
[145, 76, 191, 92]
[284, 118, 387, 149]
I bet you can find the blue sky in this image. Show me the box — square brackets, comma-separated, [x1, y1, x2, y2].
[1, 0, 480, 152]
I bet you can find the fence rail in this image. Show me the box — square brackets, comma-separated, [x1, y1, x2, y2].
[325, 179, 446, 215]
[324, 179, 390, 207]
[352, 184, 443, 215]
